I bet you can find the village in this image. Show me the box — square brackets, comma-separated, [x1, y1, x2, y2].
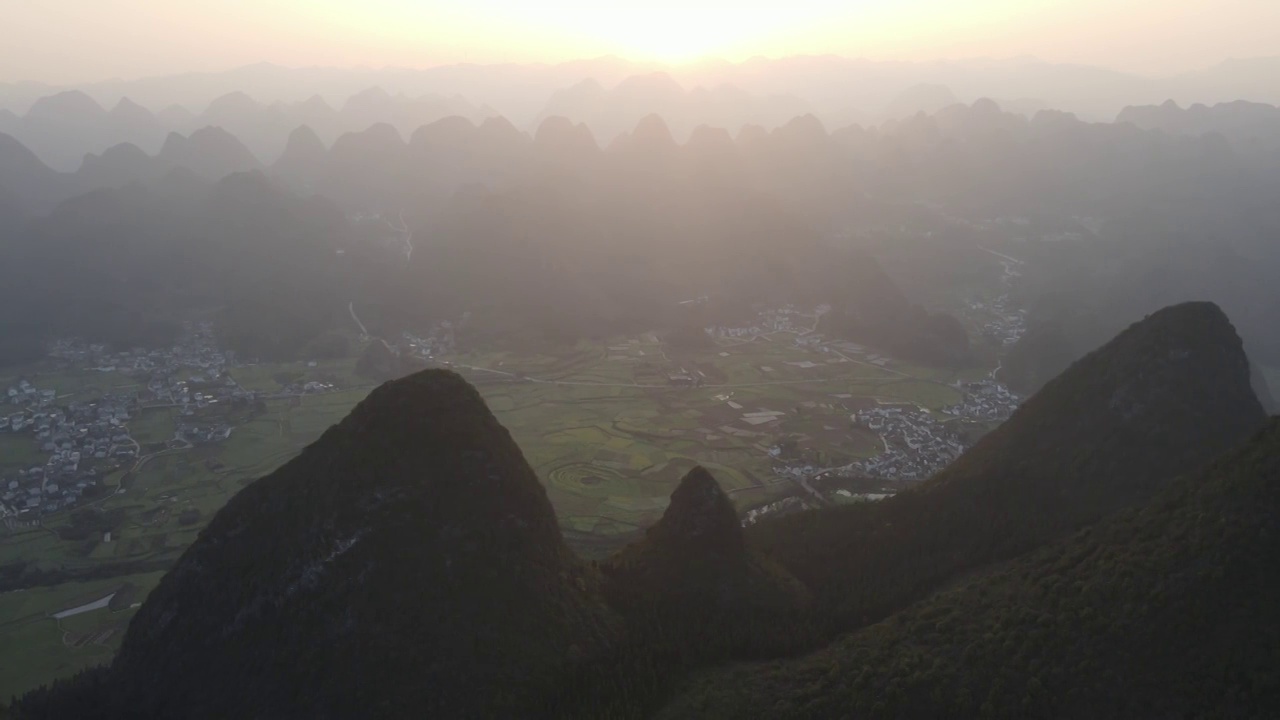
[850, 405, 968, 480]
[1, 381, 141, 521]
[1, 290, 1029, 528]
[0, 323, 336, 525]
[726, 294, 1027, 521]
[943, 378, 1021, 421]
[704, 304, 830, 344]
[399, 318, 461, 361]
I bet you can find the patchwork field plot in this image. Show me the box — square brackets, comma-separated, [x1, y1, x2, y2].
[4, 338, 971, 573]
[440, 335, 969, 536]
[0, 570, 165, 701]
[0, 334, 983, 696]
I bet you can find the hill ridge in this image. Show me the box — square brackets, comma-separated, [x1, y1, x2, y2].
[663, 416, 1280, 718]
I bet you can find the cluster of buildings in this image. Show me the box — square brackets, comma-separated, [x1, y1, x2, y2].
[943, 380, 1021, 422]
[0, 389, 140, 520]
[0, 324, 253, 523]
[2, 472, 101, 518]
[851, 406, 967, 481]
[972, 290, 1027, 348]
[962, 246, 1027, 350]
[49, 323, 235, 380]
[401, 321, 459, 361]
[4, 380, 58, 422]
[665, 366, 704, 387]
[704, 304, 827, 342]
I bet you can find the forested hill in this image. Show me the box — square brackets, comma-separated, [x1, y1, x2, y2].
[745, 301, 1266, 634]
[663, 416, 1280, 719]
[7, 304, 1276, 719]
[11, 371, 614, 719]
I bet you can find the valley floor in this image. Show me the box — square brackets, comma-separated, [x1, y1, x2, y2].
[0, 252, 1027, 697]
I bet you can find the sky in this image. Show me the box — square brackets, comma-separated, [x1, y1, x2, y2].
[2, 0, 1278, 84]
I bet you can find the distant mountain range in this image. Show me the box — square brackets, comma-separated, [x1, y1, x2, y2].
[4, 54, 1280, 168]
[536, 72, 812, 142]
[5, 95, 1280, 370]
[9, 301, 1275, 718]
[1118, 98, 1280, 151]
[0, 87, 491, 171]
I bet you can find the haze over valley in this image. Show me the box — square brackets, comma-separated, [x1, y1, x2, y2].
[1, 2, 1279, 717]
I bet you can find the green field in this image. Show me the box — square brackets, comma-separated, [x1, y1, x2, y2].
[0, 571, 165, 701]
[0, 334, 985, 697]
[0, 434, 44, 473]
[449, 335, 968, 535]
[4, 338, 970, 571]
[0, 368, 140, 406]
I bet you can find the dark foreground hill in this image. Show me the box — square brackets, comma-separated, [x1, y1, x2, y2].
[602, 466, 807, 619]
[547, 468, 810, 714]
[8, 303, 1274, 719]
[664, 417, 1280, 719]
[747, 301, 1266, 634]
[13, 371, 613, 719]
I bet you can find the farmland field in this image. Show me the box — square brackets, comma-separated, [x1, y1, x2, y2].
[0, 331, 983, 696]
[0, 570, 165, 701]
[4, 337, 972, 568]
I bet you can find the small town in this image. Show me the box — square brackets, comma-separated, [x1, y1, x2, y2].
[705, 302, 1024, 480]
[704, 303, 828, 343]
[851, 404, 969, 480]
[942, 378, 1021, 421]
[399, 319, 461, 361]
[1, 382, 140, 520]
[0, 323, 330, 524]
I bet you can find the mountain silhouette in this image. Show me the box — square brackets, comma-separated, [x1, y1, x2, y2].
[8, 306, 1278, 719]
[603, 466, 806, 619]
[155, 126, 262, 179]
[666, 416, 1280, 718]
[883, 83, 961, 119]
[0, 133, 80, 213]
[750, 301, 1266, 633]
[46, 370, 612, 719]
[536, 72, 812, 143]
[271, 125, 328, 191]
[1118, 99, 1280, 152]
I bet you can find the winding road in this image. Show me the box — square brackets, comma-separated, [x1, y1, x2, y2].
[348, 302, 369, 338]
[382, 211, 414, 261]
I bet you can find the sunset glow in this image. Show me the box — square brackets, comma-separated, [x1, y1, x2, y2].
[2, 0, 1279, 82]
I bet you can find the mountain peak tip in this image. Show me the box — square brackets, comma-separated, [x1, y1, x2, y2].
[650, 466, 743, 554]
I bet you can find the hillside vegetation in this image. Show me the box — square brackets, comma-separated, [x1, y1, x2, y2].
[7, 302, 1274, 719]
[665, 418, 1280, 718]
